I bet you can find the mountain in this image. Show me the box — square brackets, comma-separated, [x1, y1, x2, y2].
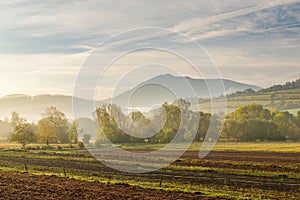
[1, 94, 31, 99]
[111, 74, 261, 107]
[0, 75, 260, 121]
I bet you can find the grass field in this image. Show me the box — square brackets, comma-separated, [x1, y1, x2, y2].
[121, 142, 300, 152]
[0, 142, 299, 199]
[196, 99, 300, 114]
[3, 142, 300, 152]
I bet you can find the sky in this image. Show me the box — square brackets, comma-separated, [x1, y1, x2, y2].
[0, 0, 300, 99]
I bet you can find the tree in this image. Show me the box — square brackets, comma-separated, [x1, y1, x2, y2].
[43, 106, 69, 143]
[239, 119, 281, 142]
[286, 123, 300, 141]
[233, 104, 271, 121]
[222, 104, 287, 142]
[162, 102, 181, 132]
[160, 128, 175, 143]
[9, 112, 36, 148]
[128, 111, 151, 140]
[292, 111, 300, 128]
[37, 118, 58, 146]
[222, 118, 241, 141]
[96, 105, 118, 143]
[195, 112, 211, 142]
[273, 111, 293, 136]
[10, 111, 24, 130]
[174, 98, 191, 110]
[83, 134, 91, 144]
[68, 122, 78, 144]
[95, 104, 131, 144]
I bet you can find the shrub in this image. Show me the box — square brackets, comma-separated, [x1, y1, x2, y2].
[78, 141, 85, 149]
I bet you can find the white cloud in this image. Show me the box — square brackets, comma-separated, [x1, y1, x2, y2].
[172, 0, 299, 40]
[0, 0, 299, 96]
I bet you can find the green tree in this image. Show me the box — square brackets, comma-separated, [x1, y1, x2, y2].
[222, 118, 241, 141]
[273, 111, 293, 136]
[162, 103, 181, 132]
[292, 111, 300, 128]
[238, 119, 281, 142]
[161, 128, 176, 143]
[195, 112, 211, 142]
[233, 104, 271, 121]
[223, 104, 285, 142]
[68, 121, 78, 144]
[128, 111, 151, 141]
[95, 104, 128, 143]
[9, 112, 36, 148]
[286, 123, 300, 141]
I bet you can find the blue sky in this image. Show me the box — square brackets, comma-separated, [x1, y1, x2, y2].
[0, 0, 300, 98]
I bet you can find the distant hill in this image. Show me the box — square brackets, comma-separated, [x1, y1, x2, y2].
[216, 78, 300, 114]
[1, 94, 31, 99]
[227, 78, 300, 97]
[259, 79, 300, 93]
[0, 120, 10, 139]
[0, 75, 261, 120]
[112, 74, 261, 107]
[228, 78, 300, 100]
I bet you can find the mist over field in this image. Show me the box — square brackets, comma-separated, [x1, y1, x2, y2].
[0, 0, 300, 199]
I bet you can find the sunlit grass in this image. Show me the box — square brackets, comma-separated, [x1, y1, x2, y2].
[121, 142, 300, 152]
[1, 142, 299, 153]
[212, 142, 300, 152]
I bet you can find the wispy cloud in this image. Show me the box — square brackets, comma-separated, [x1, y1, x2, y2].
[171, 3, 298, 45]
[0, 0, 299, 96]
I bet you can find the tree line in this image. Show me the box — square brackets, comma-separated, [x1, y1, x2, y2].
[259, 79, 300, 93]
[94, 100, 220, 145]
[228, 78, 300, 96]
[7, 102, 300, 148]
[9, 106, 79, 148]
[95, 101, 300, 145]
[222, 104, 300, 142]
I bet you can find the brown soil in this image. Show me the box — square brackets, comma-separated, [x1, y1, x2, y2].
[0, 171, 226, 200]
[0, 150, 299, 199]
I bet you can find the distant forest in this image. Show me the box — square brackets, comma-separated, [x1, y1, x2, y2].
[228, 78, 300, 97]
[259, 79, 300, 93]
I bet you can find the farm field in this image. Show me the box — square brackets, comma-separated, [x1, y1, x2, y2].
[195, 87, 300, 114]
[0, 171, 211, 200]
[0, 143, 299, 199]
[122, 142, 300, 152]
[197, 99, 300, 114]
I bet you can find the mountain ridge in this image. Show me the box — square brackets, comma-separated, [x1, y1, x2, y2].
[0, 74, 261, 121]
[111, 74, 261, 106]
